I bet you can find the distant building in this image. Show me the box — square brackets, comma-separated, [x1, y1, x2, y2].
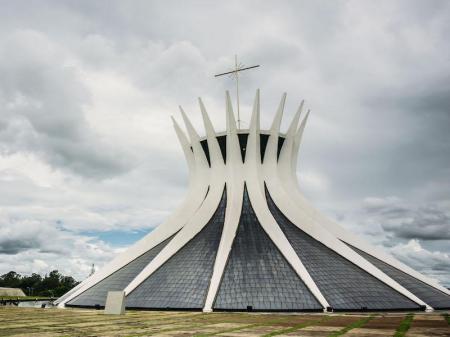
[57, 91, 450, 312]
[0, 287, 25, 297]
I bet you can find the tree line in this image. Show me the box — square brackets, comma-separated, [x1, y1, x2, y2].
[0, 270, 79, 297]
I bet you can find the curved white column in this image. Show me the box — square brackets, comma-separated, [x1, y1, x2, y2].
[58, 115, 209, 307]
[281, 109, 450, 300]
[203, 91, 245, 312]
[243, 93, 329, 310]
[123, 106, 226, 296]
[199, 97, 225, 168]
[272, 102, 427, 306]
[125, 181, 225, 296]
[274, 111, 436, 308]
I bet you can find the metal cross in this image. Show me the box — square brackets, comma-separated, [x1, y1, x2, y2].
[215, 55, 260, 129]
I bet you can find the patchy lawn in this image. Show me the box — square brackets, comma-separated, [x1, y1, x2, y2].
[0, 307, 448, 337]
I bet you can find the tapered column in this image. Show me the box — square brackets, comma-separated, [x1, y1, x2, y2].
[203, 91, 245, 312]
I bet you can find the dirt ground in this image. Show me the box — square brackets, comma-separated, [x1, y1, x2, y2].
[0, 307, 448, 337]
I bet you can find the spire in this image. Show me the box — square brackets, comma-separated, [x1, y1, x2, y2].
[179, 106, 200, 142]
[249, 89, 260, 132]
[172, 116, 195, 173]
[291, 109, 310, 174]
[225, 90, 241, 164]
[199, 97, 224, 166]
[179, 105, 209, 168]
[245, 89, 261, 164]
[278, 101, 302, 167]
[295, 109, 310, 149]
[269, 92, 286, 133]
[264, 93, 286, 164]
[171, 115, 190, 149]
[198, 98, 216, 139]
[286, 100, 303, 138]
[225, 91, 237, 134]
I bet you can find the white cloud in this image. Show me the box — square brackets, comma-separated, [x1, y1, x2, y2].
[0, 215, 119, 280]
[389, 239, 450, 285]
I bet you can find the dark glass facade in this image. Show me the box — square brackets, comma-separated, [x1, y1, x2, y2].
[125, 187, 227, 309]
[199, 133, 285, 165]
[265, 188, 420, 311]
[214, 187, 322, 311]
[348, 244, 450, 309]
[67, 235, 174, 307]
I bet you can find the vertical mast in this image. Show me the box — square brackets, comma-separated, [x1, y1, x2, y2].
[214, 56, 260, 130]
[235, 55, 241, 129]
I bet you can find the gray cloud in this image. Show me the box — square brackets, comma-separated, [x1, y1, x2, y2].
[0, 239, 40, 255]
[0, 30, 132, 178]
[0, 1, 449, 286]
[363, 196, 450, 241]
[389, 239, 450, 284]
[0, 214, 118, 280]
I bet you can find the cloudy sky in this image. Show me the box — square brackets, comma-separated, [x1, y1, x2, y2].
[0, 1, 449, 286]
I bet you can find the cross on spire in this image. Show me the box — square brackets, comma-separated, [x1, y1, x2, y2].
[215, 55, 260, 129]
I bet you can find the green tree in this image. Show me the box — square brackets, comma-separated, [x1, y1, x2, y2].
[0, 270, 79, 297]
[20, 273, 42, 295]
[56, 275, 78, 296]
[0, 271, 22, 288]
[41, 270, 62, 296]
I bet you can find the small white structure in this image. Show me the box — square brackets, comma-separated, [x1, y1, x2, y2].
[56, 90, 450, 312]
[104, 291, 125, 315]
[0, 287, 26, 297]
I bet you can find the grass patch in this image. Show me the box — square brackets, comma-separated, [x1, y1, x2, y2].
[328, 315, 375, 337]
[261, 316, 329, 337]
[442, 313, 450, 325]
[194, 323, 257, 337]
[393, 313, 414, 337]
[122, 315, 206, 337]
[194, 315, 292, 337]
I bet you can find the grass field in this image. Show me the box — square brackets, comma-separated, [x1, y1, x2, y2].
[0, 307, 448, 337]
